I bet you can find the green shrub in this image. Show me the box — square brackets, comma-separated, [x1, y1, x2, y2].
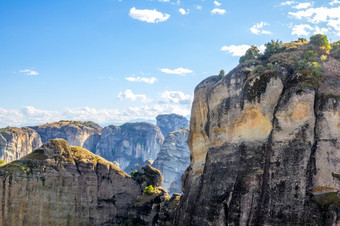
[262, 40, 286, 59]
[239, 46, 260, 63]
[304, 50, 318, 62]
[253, 65, 265, 73]
[331, 41, 340, 60]
[290, 54, 299, 61]
[311, 62, 323, 77]
[130, 170, 140, 178]
[310, 34, 331, 50]
[143, 185, 155, 195]
[218, 69, 226, 78]
[298, 59, 308, 70]
[298, 38, 308, 43]
[0, 160, 6, 166]
[266, 63, 274, 69]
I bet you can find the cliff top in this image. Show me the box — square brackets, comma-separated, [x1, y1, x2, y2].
[32, 120, 102, 130]
[0, 139, 128, 177]
[0, 126, 36, 134]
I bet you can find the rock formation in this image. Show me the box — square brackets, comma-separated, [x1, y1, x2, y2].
[30, 120, 102, 153]
[153, 128, 190, 194]
[0, 127, 42, 163]
[175, 42, 340, 225]
[95, 122, 164, 172]
[156, 114, 189, 137]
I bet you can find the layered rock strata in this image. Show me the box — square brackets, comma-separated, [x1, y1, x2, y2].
[156, 114, 189, 137]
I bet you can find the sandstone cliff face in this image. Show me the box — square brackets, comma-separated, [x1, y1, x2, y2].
[176, 53, 340, 225]
[30, 120, 102, 153]
[0, 139, 142, 226]
[96, 122, 164, 172]
[153, 128, 190, 195]
[0, 127, 42, 163]
[156, 114, 189, 137]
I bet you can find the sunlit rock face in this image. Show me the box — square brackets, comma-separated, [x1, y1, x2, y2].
[0, 139, 142, 226]
[153, 128, 190, 195]
[156, 114, 189, 137]
[0, 127, 42, 163]
[176, 56, 340, 225]
[30, 120, 102, 153]
[95, 122, 164, 172]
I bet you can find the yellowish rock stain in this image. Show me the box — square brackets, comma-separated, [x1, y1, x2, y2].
[291, 102, 309, 120]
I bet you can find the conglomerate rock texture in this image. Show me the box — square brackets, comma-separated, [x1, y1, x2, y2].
[30, 120, 102, 153]
[175, 51, 340, 225]
[95, 122, 164, 172]
[0, 127, 42, 163]
[156, 114, 189, 137]
[153, 128, 190, 195]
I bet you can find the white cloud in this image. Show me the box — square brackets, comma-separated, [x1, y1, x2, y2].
[179, 8, 189, 15]
[330, 0, 340, 6]
[293, 2, 313, 9]
[125, 76, 157, 84]
[211, 8, 226, 15]
[221, 44, 266, 56]
[195, 5, 202, 10]
[19, 69, 39, 76]
[160, 67, 193, 75]
[158, 0, 170, 2]
[288, 6, 340, 36]
[117, 89, 152, 103]
[160, 90, 192, 104]
[129, 7, 170, 23]
[281, 1, 296, 6]
[214, 1, 222, 6]
[291, 24, 314, 36]
[250, 22, 272, 35]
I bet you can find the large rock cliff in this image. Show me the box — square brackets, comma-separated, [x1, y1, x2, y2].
[153, 128, 190, 195]
[95, 122, 164, 172]
[30, 120, 102, 153]
[0, 127, 42, 163]
[175, 43, 340, 225]
[156, 114, 189, 137]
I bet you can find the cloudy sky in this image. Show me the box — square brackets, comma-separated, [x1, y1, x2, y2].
[1, 0, 340, 127]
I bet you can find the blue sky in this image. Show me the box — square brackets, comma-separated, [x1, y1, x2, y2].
[1, 0, 340, 127]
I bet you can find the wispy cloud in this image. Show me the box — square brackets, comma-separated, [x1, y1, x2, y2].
[161, 90, 192, 104]
[211, 8, 226, 15]
[221, 44, 266, 56]
[179, 8, 189, 15]
[330, 0, 340, 6]
[195, 5, 202, 10]
[291, 24, 314, 36]
[118, 89, 152, 103]
[160, 67, 193, 75]
[281, 1, 296, 6]
[250, 22, 272, 35]
[214, 1, 222, 6]
[293, 2, 313, 9]
[19, 69, 39, 76]
[125, 76, 157, 84]
[129, 7, 170, 23]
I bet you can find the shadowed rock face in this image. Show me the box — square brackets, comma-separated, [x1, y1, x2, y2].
[30, 120, 102, 153]
[0, 127, 42, 163]
[156, 114, 189, 137]
[153, 128, 190, 195]
[175, 55, 340, 225]
[0, 139, 142, 226]
[95, 122, 164, 172]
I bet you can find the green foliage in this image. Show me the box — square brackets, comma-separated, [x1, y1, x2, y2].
[266, 63, 274, 69]
[262, 40, 286, 59]
[298, 38, 308, 42]
[130, 170, 140, 178]
[253, 65, 265, 73]
[298, 59, 308, 70]
[331, 41, 340, 60]
[320, 55, 328, 61]
[309, 34, 331, 50]
[0, 160, 6, 167]
[304, 50, 318, 62]
[218, 69, 226, 78]
[239, 46, 260, 63]
[143, 185, 155, 195]
[297, 59, 323, 77]
[290, 54, 299, 61]
[180, 126, 188, 130]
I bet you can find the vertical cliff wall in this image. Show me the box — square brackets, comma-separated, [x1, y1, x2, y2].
[156, 114, 189, 137]
[0, 127, 42, 163]
[175, 53, 340, 225]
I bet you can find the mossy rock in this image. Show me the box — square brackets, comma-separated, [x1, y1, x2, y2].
[314, 192, 340, 208]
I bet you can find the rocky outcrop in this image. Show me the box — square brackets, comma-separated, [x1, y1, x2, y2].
[30, 120, 102, 153]
[175, 49, 340, 225]
[0, 139, 142, 225]
[156, 114, 189, 137]
[0, 127, 42, 163]
[96, 122, 164, 172]
[153, 128, 190, 194]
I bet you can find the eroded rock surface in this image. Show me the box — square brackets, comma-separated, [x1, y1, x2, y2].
[156, 114, 189, 137]
[153, 128, 190, 195]
[95, 122, 164, 172]
[0, 127, 42, 163]
[175, 54, 340, 225]
[30, 120, 102, 153]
